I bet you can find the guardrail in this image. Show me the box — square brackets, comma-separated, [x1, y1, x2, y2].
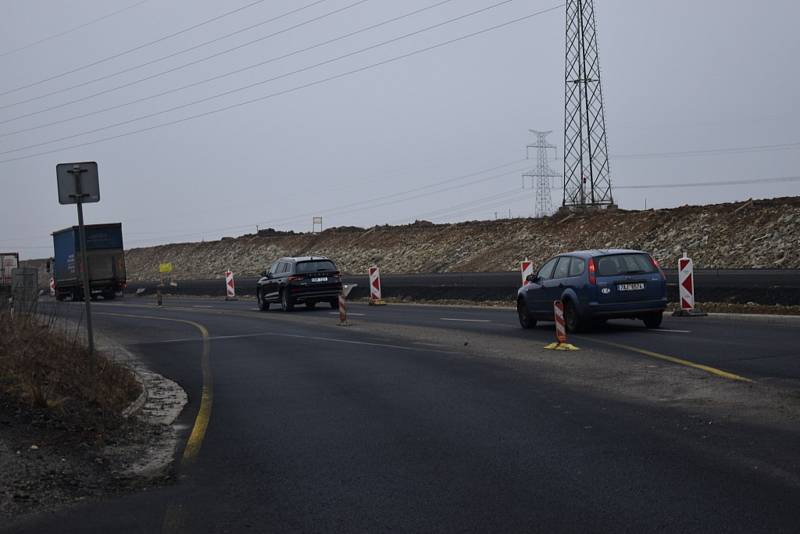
[124, 270, 800, 306]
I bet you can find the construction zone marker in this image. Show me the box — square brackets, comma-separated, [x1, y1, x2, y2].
[521, 259, 533, 286]
[673, 253, 706, 317]
[225, 270, 237, 301]
[368, 266, 386, 306]
[338, 283, 357, 326]
[544, 300, 579, 351]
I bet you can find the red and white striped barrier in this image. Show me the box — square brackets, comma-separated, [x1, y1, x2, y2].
[521, 259, 533, 286]
[368, 266, 386, 305]
[49, 277, 56, 296]
[544, 300, 579, 351]
[673, 253, 706, 317]
[338, 294, 347, 323]
[678, 255, 694, 311]
[225, 270, 236, 300]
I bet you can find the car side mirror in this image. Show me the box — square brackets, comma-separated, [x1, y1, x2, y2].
[526, 274, 539, 284]
[261, 270, 268, 278]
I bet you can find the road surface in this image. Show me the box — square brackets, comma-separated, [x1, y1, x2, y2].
[7, 297, 800, 533]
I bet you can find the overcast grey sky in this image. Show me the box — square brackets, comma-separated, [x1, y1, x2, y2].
[1, 0, 799, 258]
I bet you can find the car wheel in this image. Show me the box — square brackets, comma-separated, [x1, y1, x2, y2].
[306, 301, 316, 310]
[642, 311, 663, 329]
[563, 299, 583, 333]
[257, 290, 269, 311]
[280, 289, 294, 312]
[329, 298, 339, 309]
[517, 299, 536, 329]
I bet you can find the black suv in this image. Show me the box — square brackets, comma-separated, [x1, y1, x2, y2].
[256, 256, 342, 311]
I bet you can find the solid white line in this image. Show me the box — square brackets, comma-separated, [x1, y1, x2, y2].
[440, 317, 491, 323]
[654, 329, 691, 333]
[328, 312, 366, 317]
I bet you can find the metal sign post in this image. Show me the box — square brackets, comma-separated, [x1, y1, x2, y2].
[57, 162, 100, 355]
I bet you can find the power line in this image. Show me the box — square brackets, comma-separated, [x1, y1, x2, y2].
[0, 0, 458, 138]
[0, 2, 566, 163]
[0, 0, 276, 98]
[612, 142, 800, 160]
[614, 175, 800, 189]
[0, 0, 151, 59]
[0, 0, 332, 113]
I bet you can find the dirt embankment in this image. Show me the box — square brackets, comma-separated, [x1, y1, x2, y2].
[122, 196, 800, 281]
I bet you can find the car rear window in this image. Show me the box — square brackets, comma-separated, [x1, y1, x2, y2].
[596, 254, 656, 276]
[296, 260, 337, 273]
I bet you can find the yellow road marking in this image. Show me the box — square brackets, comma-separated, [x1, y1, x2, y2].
[578, 336, 753, 383]
[95, 312, 213, 462]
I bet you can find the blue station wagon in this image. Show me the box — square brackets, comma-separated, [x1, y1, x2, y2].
[517, 249, 667, 332]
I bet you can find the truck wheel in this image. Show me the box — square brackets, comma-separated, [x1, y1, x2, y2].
[103, 292, 116, 300]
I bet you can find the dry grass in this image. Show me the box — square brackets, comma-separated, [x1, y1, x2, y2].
[0, 310, 141, 425]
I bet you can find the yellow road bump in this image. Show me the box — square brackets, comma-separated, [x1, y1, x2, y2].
[582, 337, 752, 383]
[544, 342, 580, 351]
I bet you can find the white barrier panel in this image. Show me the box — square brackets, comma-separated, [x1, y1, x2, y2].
[678, 255, 694, 310]
[368, 266, 384, 304]
[49, 277, 55, 296]
[225, 270, 236, 300]
[521, 259, 533, 286]
[554, 300, 567, 343]
[338, 294, 346, 323]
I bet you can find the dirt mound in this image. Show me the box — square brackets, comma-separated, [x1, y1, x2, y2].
[119, 196, 799, 281]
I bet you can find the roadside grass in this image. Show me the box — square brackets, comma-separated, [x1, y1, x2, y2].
[0, 309, 141, 433]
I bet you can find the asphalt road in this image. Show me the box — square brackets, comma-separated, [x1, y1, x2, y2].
[7, 297, 800, 533]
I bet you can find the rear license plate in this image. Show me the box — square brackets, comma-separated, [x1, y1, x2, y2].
[311, 277, 328, 282]
[617, 282, 645, 291]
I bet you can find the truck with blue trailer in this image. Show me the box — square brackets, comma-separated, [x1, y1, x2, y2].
[52, 223, 126, 301]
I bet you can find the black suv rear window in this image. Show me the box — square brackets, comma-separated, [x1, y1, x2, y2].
[596, 254, 656, 276]
[296, 260, 336, 273]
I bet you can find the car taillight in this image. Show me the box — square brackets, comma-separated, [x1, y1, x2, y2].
[651, 256, 666, 280]
[288, 275, 304, 282]
[588, 257, 597, 285]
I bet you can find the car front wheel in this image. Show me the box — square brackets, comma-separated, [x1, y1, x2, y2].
[517, 299, 536, 329]
[257, 289, 269, 311]
[642, 311, 663, 329]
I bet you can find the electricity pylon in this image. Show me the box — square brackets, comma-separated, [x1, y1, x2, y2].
[522, 129, 560, 217]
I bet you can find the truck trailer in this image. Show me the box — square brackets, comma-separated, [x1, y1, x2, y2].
[52, 223, 126, 301]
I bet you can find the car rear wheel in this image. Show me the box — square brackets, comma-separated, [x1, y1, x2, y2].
[329, 298, 339, 309]
[280, 289, 294, 312]
[517, 300, 536, 329]
[564, 299, 584, 333]
[306, 301, 316, 310]
[257, 290, 269, 311]
[642, 311, 663, 329]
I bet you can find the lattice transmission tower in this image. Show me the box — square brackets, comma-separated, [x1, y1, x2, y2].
[522, 130, 560, 217]
[563, 0, 615, 209]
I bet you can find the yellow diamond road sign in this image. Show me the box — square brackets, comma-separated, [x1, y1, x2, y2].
[159, 262, 173, 274]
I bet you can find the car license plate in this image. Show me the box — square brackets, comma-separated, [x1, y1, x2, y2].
[311, 277, 328, 282]
[617, 282, 645, 291]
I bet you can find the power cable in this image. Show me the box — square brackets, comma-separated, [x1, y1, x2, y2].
[612, 142, 800, 160]
[0, 3, 565, 163]
[0, 0, 151, 59]
[0, 0, 332, 112]
[0, 0, 457, 137]
[0, 0, 276, 98]
[614, 175, 800, 189]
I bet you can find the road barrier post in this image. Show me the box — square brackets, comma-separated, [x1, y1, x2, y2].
[49, 277, 55, 297]
[673, 253, 706, 317]
[338, 283, 357, 326]
[521, 259, 533, 286]
[368, 266, 386, 306]
[225, 270, 237, 301]
[544, 300, 579, 351]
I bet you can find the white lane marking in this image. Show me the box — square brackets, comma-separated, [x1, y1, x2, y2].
[140, 331, 457, 354]
[328, 312, 366, 317]
[440, 318, 491, 323]
[192, 305, 213, 308]
[653, 329, 691, 334]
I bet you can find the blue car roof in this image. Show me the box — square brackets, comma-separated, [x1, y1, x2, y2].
[562, 249, 647, 258]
